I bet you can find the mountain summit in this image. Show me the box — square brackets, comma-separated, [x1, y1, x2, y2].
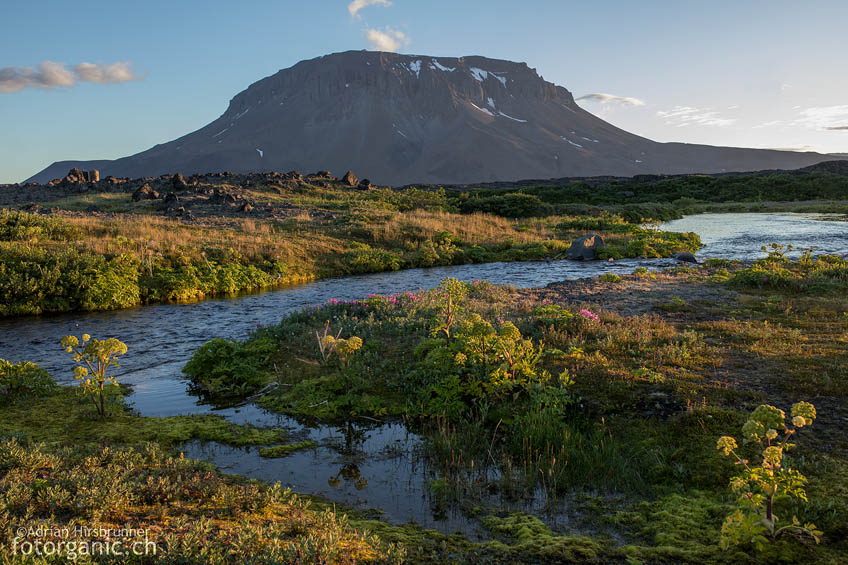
[27, 50, 840, 184]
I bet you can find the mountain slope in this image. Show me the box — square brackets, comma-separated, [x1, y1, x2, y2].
[27, 50, 843, 185]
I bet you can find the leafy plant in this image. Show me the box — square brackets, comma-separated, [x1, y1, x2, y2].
[0, 359, 55, 402]
[433, 278, 468, 344]
[183, 336, 277, 398]
[716, 402, 822, 550]
[315, 320, 363, 365]
[60, 334, 127, 418]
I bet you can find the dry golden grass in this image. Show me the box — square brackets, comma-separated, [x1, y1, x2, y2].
[49, 214, 348, 275]
[367, 210, 553, 246]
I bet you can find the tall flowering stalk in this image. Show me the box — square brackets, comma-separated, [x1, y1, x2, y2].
[716, 402, 821, 550]
[60, 334, 127, 419]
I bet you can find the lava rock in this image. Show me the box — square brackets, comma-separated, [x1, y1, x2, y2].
[567, 234, 605, 261]
[673, 251, 698, 264]
[132, 183, 159, 201]
[341, 170, 358, 187]
[172, 173, 188, 190]
[163, 192, 181, 211]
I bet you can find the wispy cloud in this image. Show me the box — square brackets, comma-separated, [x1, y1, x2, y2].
[576, 93, 645, 106]
[797, 105, 848, 130]
[348, 0, 391, 18]
[754, 105, 848, 131]
[656, 106, 736, 128]
[364, 26, 409, 52]
[0, 61, 141, 93]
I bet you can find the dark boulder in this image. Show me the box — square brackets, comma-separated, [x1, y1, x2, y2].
[357, 178, 372, 190]
[172, 173, 188, 190]
[673, 251, 698, 264]
[163, 192, 181, 211]
[132, 183, 159, 201]
[567, 234, 605, 261]
[341, 170, 358, 187]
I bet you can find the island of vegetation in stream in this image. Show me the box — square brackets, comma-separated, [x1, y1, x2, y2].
[7, 248, 840, 563]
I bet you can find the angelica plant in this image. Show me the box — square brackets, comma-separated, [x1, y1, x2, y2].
[716, 401, 821, 550]
[433, 278, 467, 344]
[60, 334, 127, 419]
[315, 320, 362, 365]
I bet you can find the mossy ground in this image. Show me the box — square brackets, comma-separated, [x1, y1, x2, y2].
[182, 254, 848, 563]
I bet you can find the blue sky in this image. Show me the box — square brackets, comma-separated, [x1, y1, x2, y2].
[2, 0, 847, 183]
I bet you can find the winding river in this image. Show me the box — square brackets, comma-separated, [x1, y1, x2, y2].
[1, 213, 846, 534]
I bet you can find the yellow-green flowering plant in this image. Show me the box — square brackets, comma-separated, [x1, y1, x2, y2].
[433, 278, 468, 344]
[315, 321, 362, 365]
[60, 333, 128, 419]
[717, 402, 821, 550]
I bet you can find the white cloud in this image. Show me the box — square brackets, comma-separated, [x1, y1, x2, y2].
[72, 62, 138, 84]
[656, 106, 736, 128]
[364, 27, 409, 52]
[797, 105, 848, 130]
[0, 60, 140, 93]
[575, 93, 645, 106]
[754, 105, 848, 132]
[348, 0, 391, 18]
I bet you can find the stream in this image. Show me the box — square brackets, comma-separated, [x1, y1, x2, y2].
[1, 212, 846, 535]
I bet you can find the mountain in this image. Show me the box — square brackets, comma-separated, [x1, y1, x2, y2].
[26, 50, 844, 185]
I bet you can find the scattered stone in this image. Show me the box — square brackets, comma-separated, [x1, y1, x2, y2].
[239, 203, 254, 213]
[341, 170, 358, 187]
[163, 192, 181, 211]
[673, 251, 698, 264]
[172, 173, 188, 190]
[567, 234, 605, 261]
[132, 183, 159, 201]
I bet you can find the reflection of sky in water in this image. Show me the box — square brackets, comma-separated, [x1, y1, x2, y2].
[663, 213, 847, 259]
[2, 213, 846, 534]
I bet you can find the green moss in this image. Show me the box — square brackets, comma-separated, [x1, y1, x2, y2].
[482, 513, 605, 561]
[259, 441, 317, 458]
[0, 387, 286, 449]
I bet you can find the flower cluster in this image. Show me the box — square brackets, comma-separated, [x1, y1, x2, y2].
[579, 309, 600, 323]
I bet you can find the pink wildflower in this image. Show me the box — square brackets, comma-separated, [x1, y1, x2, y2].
[579, 309, 600, 323]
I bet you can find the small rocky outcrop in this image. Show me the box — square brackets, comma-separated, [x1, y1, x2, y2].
[239, 203, 254, 213]
[567, 234, 605, 261]
[163, 192, 181, 211]
[341, 171, 358, 187]
[172, 173, 188, 190]
[357, 178, 372, 190]
[673, 251, 698, 264]
[132, 183, 159, 201]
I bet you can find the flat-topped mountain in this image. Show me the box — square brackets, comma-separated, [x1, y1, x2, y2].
[27, 51, 843, 184]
